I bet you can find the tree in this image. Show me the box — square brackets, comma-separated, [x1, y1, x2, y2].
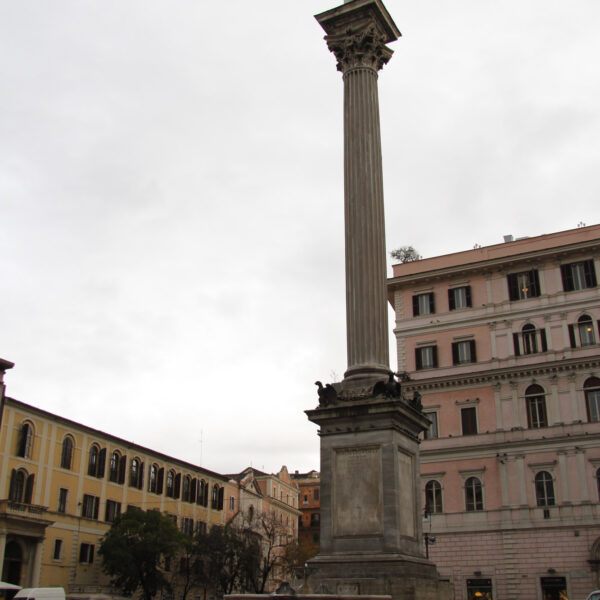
[99, 506, 182, 600]
[241, 511, 291, 593]
[390, 245, 422, 263]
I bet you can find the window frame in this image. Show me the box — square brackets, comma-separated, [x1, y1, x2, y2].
[561, 259, 597, 291]
[534, 471, 555, 507]
[415, 345, 438, 370]
[585, 377, 600, 422]
[423, 411, 439, 440]
[507, 269, 541, 301]
[53, 539, 63, 561]
[17, 422, 34, 458]
[105, 499, 122, 523]
[79, 543, 95, 564]
[60, 436, 74, 470]
[424, 480, 443, 514]
[464, 476, 483, 512]
[58, 488, 68, 513]
[81, 494, 99, 520]
[448, 285, 472, 311]
[452, 340, 477, 365]
[412, 292, 435, 317]
[461, 406, 478, 436]
[525, 385, 548, 429]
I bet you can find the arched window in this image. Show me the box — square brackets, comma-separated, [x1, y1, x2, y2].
[9, 469, 34, 504]
[109, 451, 121, 482]
[535, 471, 555, 507]
[211, 484, 219, 509]
[182, 475, 191, 502]
[519, 324, 537, 355]
[9, 470, 25, 502]
[17, 422, 33, 458]
[585, 378, 600, 422]
[248, 505, 254, 522]
[166, 470, 175, 498]
[525, 384, 547, 428]
[148, 464, 158, 493]
[88, 445, 99, 476]
[425, 480, 443, 514]
[578, 315, 596, 347]
[130, 458, 140, 487]
[465, 477, 483, 511]
[61, 437, 74, 470]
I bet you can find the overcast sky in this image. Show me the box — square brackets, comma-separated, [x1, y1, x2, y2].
[2, 0, 599, 475]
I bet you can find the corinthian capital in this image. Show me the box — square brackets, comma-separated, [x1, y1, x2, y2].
[325, 21, 394, 72]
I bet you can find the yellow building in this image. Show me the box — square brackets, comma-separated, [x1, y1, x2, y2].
[0, 359, 229, 595]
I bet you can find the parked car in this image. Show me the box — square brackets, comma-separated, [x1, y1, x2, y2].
[586, 591, 600, 600]
[14, 588, 65, 600]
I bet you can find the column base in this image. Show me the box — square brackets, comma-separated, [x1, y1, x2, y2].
[305, 554, 452, 600]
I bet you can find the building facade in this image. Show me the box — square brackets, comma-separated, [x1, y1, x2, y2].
[227, 466, 301, 589]
[290, 470, 320, 556]
[0, 383, 229, 595]
[388, 225, 600, 600]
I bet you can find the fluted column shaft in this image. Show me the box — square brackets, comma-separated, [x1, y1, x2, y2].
[343, 65, 389, 380]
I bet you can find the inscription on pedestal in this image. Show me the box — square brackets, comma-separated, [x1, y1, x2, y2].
[397, 449, 415, 538]
[333, 446, 382, 536]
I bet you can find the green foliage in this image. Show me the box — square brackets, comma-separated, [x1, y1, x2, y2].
[390, 245, 422, 263]
[99, 507, 182, 600]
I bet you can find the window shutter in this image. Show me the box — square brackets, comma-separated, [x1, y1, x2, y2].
[415, 348, 422, 370]
[79, 544, 86, 563]
[94, 497, 99, 520]
[138, 462, 144, 490]
[174, 473, 181, 499]
[24, 474, 34, 504]
[585, 259, 597, 287]
[513, 333, 521, 356]
[532, 270, 541, 297]
[89, 545, 95, 564]
[465, 286, 472, 307]
[9, 469, 17, 501]
[190, 478, 197, 503]
[429, 293, 435, 314]
[560, 264, 573, 291]
[540, 329, 548, 352]
[119, 455, 127, 484]
[18, 425, 27, 457]
[432, 346, 438, 368]
[448, 289, 455, 311]
[412, 296, 419, 317]
[98, 448, 106, 478]
[507, 274, 519, 301]
[218, 486, 224, 510]
[157, 468, 164, 495]
[451, 342, 459, 365]
[469, 340, 477, 362]
[568, 324, 576, 348]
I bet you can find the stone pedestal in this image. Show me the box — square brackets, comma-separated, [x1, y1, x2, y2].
[304, 398, 448, 600]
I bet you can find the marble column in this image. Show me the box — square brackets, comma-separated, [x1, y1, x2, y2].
[316, 0, 400, 385]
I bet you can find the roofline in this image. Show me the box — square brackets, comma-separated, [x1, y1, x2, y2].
[388, 225, 600, 292]
[4, 397, 229, 482]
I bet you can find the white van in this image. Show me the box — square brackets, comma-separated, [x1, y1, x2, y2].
[14, 588, 65, 600]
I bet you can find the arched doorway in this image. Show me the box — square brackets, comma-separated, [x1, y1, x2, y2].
[2, 541, 22, 585]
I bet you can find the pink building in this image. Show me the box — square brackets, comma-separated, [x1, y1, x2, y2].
[388, 225, 600, 600]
